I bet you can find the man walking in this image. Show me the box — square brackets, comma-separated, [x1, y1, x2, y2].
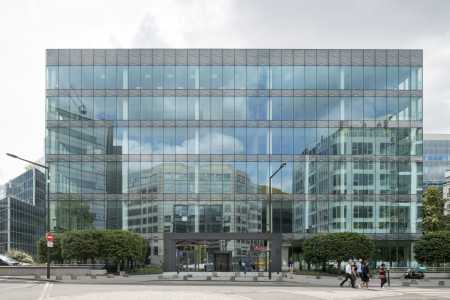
[340, 260, 356, 288]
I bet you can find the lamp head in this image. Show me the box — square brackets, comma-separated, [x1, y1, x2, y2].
[281, 162, 287, 167]
[6, 153, 18, 159]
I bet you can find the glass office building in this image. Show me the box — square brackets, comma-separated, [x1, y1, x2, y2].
[46, 49, 423, 270]
[0, 168, 46, 256]
[423, 134, 450, 188]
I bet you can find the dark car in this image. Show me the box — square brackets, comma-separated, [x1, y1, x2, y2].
[0, 254, 20, 266]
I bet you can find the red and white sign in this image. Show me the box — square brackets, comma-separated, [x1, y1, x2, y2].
[46, 232, 54, 248]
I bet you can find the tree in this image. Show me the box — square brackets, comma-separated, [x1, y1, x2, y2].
[415, 231, 450, 264]
[422, 187, 446, 232]
[302, 232, 375, 271]
[61, 230, 101, 263]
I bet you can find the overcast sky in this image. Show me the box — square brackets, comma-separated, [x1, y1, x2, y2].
[1, 0, 449, 184]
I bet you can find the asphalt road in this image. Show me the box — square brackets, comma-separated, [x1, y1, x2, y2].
[1, 280, 450, 300]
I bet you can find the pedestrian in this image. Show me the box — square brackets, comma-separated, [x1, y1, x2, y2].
[340, 260, 356, 288]
[361, 260, 370, 288]
[379, 263, 387, 288]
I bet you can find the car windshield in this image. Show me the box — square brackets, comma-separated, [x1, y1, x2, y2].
[0, 254, 19, 265]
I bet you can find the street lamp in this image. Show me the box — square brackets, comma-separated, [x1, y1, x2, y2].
[267, 162, 287, 280]
[6, 153, 51, 279]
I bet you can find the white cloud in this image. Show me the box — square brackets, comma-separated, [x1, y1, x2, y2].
[1, 0, 450, 183]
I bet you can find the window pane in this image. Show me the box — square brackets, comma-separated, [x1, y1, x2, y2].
[293, 66, 304, 89]
[235, 97, 246, 120]
[117, 97, 128, 120]
[141, 97, 152, 120]
[293, 97, 305, 120]
[210, 66, 222, 89]
[82, 66, 93, 89]
[164, 66, 175, 89]
[223, 97, 234, 120]
[199, 66, 210, 89]
[176, 97, 188, 120]
[188, 66, 199, 89]
[153, 66, 163, 89]
[117, 66, 128, 89]
[375, 66, 386, 90]
[282, 97, 293, 120]
[153, 97, 163, 120]
[271, 97, 282, 120]
[105, 66, 117, 89]
[387, 66, 398, 90]
[282, 66, 293, 89]
[375, 97, 387, 121]
[210, 97, 222, 120]
[141, 66, 152, 89]
[104, 97, 116, 120]
[270, 66, 282, 89]
[364, 97, 376, 120]
[223, 66, 234, 89]
[411, 67, 423, 90]
[305, 97, 316, 120]
[58, 66, 70, 89]
[399, 97, 410, 120]
[176, 66, 187, 89]
[164, 97, 176, 120]
[399, 67, 410, 90]
[316, 66, 328, 89]
[363, 66, 375, 89]
[70, 66, 82, 89]
[305, 66, 316, 89]
[128, 97, 140, 120]
[258, 66, 269, 89]
[352, 97, 363, 120]
[351, 66, 363, 89]
[199, 97, 210, 120]
[247, 66, 258, 89]
[235, 66, 246, 89]
[317, 97, 328, 120]
[129, 66, 141, 89]
[47, 66, 58, 89]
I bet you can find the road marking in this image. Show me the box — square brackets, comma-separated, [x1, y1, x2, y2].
[37, 282, 53, 300]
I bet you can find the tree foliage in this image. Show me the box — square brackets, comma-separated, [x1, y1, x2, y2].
[422, 187, 446, 232]
[37, 230, 147, 272]
[415, 231, 450, 264]
[303, 232, 375, 269]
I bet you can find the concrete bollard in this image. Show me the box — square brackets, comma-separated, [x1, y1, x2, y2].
[206, 276, 212, 281]
[183, 275, 188, 281]
[411, 279, 418, 285]
[212, 272, 218, 277]
[55, 275, 63, 281]
[34, 275, 41, 280]
[276, 276, 283, 282]
[402, 282, 410, 287]
[158, 275, 164, 280]
[90, 274, 97, 280]
[315, 275, 321, 279]
[258, 272, 264, 277]
[107, 274, 114, 278]
[438, 281, 445, 286]
[70, 274, 77, 280]
[253, 276, 258, 281]
[230, 276, 235, 281]
[424, 277, 430, 282]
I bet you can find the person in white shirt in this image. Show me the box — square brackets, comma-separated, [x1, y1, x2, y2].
[340, 260, 356, 288]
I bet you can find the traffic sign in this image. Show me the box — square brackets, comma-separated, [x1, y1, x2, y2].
[46, 232, 54, 247]
[47, 241, 54, 248]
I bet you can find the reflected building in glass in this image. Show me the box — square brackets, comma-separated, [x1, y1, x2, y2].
[423, 133, 450, 188]
[46, 49, 423, 269]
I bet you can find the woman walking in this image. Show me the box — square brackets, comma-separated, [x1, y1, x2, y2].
[361, 260, 370, 288]
[379, 263, 387, 288]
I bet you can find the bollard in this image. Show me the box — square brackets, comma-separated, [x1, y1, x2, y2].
[411, 279, 418, 285]
[55, 275, 63, 281]
[107, 274, 114, 278]
[70, 274, 77, 280]
[158, 275, 164, 280]
[34, 274, 41, 280]
[276, 276, 283, 282]
[230, 276, 235, 281]
[402, 282, 410, 287]
[438, 281, 445, 286]
[212, 272, 218, 277]
[258, 272, 264, 277]
[315, 275, 321, 279]
[90, 274, 97, 280]
[206, 276, 212, 281]
[183, 275, 188, 281]
[253, 276, 258, 281]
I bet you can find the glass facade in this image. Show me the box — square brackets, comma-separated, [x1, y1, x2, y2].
[423, 134, 450, 187]
[46, 49, 423, 267]
[0, 168, 46, 256]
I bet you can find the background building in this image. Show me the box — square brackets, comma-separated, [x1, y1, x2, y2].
[423, 133, 450, 188]
[46, 49, 423, 269]
[0, 168, 46, 256]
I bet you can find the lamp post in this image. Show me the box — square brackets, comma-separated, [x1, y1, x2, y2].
[267, 162, 286, 280]
[6, 153, 51, 279]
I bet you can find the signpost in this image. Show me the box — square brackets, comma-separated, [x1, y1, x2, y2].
[46, 232, 54, 248]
